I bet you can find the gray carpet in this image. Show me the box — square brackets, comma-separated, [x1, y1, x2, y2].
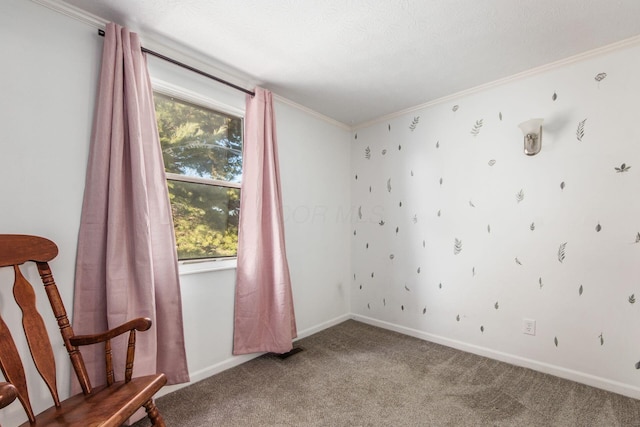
[134, 320, 640, 426]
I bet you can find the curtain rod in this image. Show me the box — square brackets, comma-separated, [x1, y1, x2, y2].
[98, 29, 255, 97]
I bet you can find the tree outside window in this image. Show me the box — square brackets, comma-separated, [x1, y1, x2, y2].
[154, 92, 242, 260]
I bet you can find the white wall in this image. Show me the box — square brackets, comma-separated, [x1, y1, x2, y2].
[0, 1, 351, 424]
[351, 39, 640, 398]
[0, 1, 98, 423]
[276, 100, 352, 333]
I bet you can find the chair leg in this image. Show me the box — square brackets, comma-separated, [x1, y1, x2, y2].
[143, 399, 166, 427]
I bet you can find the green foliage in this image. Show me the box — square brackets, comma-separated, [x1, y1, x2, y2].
[155, 92, 242, 182]
[155, 93, 243, 260]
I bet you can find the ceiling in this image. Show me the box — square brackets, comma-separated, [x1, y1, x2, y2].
[61, 0, 640, 127]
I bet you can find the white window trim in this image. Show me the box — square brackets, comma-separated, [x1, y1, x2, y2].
[166, 173, 241, 189]
[178, 257, 238, 275]
[151, 78, 245, 119]
[152, 78, 244, 274]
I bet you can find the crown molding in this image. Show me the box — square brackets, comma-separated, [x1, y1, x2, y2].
[29, 0, 353, 132]
[30, 0, 106, 28]
[354, 34, 640, 130]
[273, 95, 352, 131]
[30, 0, 256, 93]
[34, 0, 638, 134]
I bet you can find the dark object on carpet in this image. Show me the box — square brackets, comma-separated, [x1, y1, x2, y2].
[273, 347, 305, 360]
[133, 320, 640, 426]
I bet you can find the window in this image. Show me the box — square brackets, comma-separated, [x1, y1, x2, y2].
[154, 91, 243, 260]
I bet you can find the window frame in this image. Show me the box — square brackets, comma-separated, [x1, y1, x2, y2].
[152, 78, 244, 271]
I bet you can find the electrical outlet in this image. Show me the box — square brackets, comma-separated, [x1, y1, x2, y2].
[523, 318, 536, 335]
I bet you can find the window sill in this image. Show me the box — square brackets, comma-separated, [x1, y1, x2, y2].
[178, 257, 237, 276]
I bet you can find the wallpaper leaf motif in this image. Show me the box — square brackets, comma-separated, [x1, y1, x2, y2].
[351, 67, 636, 371]
[454, 238, 463, 255]
[558, 242, 567, 263]
[615, 163, 631, 173]
[470, 119, 483, 137]
[409, 116, 420, 131]
[576, 118, 587, 141]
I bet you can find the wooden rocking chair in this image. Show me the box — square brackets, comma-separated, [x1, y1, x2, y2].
[0, 234, 167, 426]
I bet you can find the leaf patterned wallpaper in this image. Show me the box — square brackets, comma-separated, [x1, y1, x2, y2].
[350, 42, 640, 392]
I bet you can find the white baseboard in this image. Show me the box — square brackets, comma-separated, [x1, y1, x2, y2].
[294, 313, 352, 341]
[156, 352, 263, 398]
[351, 313, 640, 400]
[156, 313, 352, 398]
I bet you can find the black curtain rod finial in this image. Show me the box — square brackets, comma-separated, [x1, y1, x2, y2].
[96, 28, 254, 97]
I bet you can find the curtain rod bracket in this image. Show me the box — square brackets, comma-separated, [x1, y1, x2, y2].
[97, 28, 254, 97]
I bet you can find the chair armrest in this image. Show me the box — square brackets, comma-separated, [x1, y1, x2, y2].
[0, 382, 17, 409]
[69, 317, 152, 347]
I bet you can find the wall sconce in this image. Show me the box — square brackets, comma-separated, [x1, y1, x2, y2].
[518, 118, 543, 156]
